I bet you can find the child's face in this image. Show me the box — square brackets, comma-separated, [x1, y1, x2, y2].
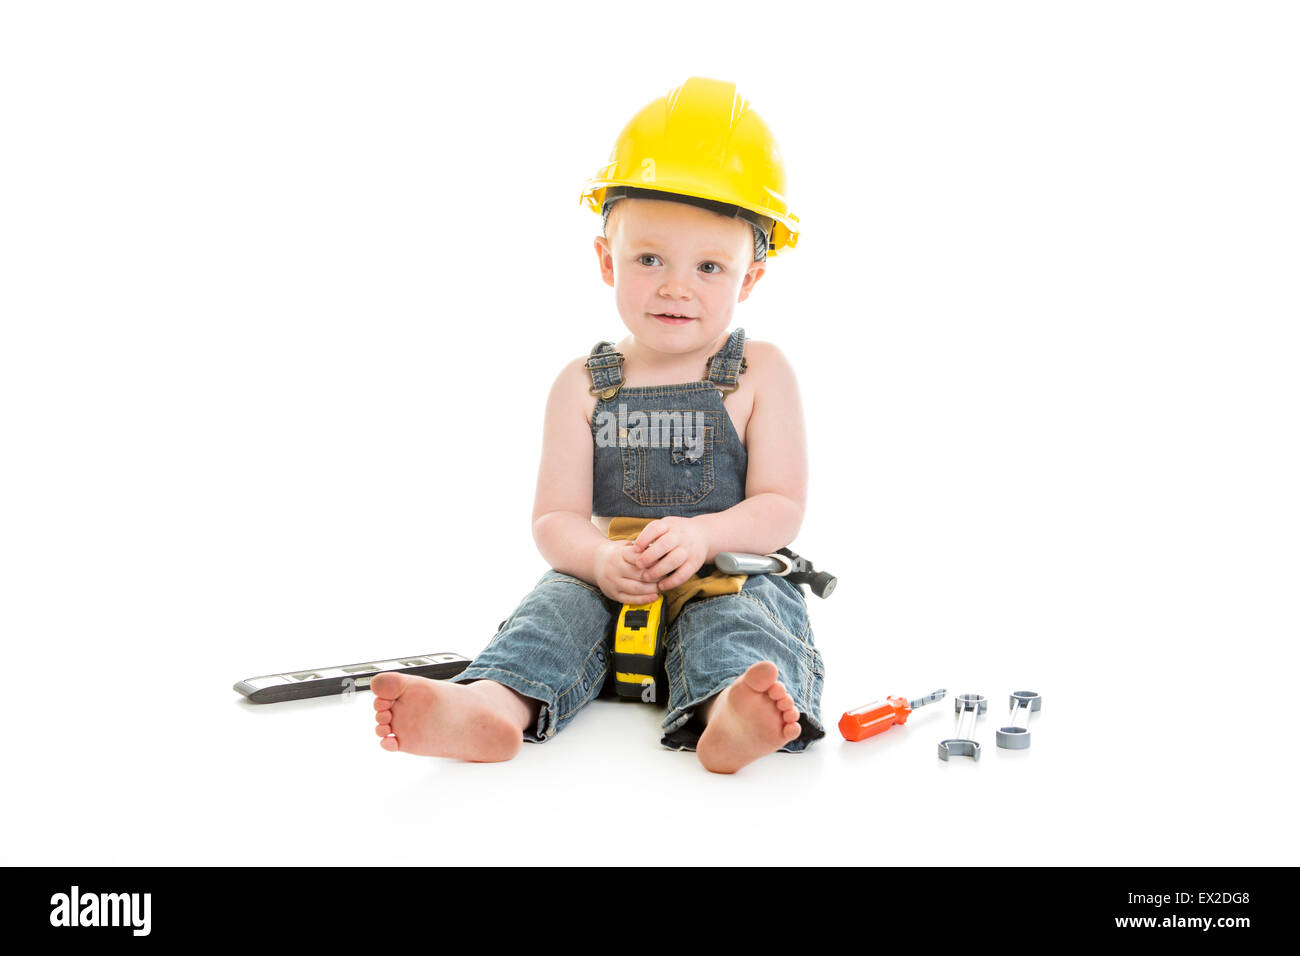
[595, 198, 766, 355]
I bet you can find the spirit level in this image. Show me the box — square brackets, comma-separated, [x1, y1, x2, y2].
[234, 652, 471, 704]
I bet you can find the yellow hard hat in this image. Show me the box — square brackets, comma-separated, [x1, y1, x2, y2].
[580, 76, 799, 257]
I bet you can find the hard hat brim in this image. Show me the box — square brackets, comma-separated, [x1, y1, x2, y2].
[581, 180, 799, 256]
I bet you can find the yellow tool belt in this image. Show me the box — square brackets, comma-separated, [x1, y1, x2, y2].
[606, 516, 748, 625]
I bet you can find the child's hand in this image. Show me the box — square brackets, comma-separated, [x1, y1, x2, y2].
[595, 540, 662, 606]
[631, 517, 710, 591]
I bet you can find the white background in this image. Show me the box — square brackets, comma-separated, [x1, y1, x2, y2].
[2, 1, 1296, 866]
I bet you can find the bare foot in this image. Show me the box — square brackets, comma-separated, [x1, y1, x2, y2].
[371, 674, 531, 762]
[695, 660, 802, 774]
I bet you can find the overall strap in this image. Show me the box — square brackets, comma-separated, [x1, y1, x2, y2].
[585, 341, 624, 400]
[705, 327, 748, 394]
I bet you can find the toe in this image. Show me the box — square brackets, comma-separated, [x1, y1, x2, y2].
[380, 736, 400, 751]
[740, 660, 779, 694]
[783, 722, 801, 741]
[371, 672, 405, 699]
[375, 709, 392, 724]
[376, 723, 391, 736]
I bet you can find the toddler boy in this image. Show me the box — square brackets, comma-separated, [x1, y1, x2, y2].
[370, 77, 825, 773]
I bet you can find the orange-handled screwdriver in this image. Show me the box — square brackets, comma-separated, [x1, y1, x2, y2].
[839, 689, 946, 741]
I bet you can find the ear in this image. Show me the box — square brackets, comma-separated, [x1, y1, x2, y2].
[594, 236, 615, 288]
[735, 260, 767, 303]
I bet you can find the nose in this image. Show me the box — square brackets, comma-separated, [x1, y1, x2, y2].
[658, 271, 693, 301]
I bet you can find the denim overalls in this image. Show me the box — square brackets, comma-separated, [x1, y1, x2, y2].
[450, 327, 826, 752]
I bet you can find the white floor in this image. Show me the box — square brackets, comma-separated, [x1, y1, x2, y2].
[5, 574, 1292, 868]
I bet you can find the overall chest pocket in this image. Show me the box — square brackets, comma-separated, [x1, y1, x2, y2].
[620, 409, 720, 507]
